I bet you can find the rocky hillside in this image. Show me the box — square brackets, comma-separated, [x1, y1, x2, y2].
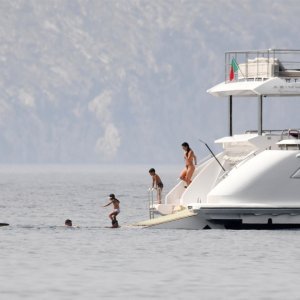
[1, 0, 300, 163]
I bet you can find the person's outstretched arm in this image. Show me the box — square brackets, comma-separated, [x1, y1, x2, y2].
[103, 201, 112, 207]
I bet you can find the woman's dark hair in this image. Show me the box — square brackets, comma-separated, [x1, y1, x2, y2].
[182, 142, 191, 153]
[149, 168, 155, 173]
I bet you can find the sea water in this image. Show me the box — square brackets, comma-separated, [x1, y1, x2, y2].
[1, 165, 300, 300]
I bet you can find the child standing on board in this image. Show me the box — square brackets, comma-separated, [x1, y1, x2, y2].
[103, 194, 120, 228]
[149, 168, 163, 204]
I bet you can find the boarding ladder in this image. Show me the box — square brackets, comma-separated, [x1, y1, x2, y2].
[148, 187, 163, 219]
[148, 188, 155, 219]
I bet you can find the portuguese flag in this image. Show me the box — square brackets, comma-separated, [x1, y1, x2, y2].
[229, 58, 239, 81]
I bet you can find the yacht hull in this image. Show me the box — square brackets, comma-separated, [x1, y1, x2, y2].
[201, 207, 300, 229]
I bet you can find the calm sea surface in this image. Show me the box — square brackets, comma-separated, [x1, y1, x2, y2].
[1, 165, 300, 300]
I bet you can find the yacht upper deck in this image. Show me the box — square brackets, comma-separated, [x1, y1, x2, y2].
[225, 49, 300, 82]
[208, 49, 300, 97]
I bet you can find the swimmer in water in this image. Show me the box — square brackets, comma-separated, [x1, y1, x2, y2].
[65, 219, 72, 227]
[103, 194, 120, 227]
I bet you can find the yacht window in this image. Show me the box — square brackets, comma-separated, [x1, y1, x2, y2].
[291, 168, 300, 179]
[279, 145, 300, 150]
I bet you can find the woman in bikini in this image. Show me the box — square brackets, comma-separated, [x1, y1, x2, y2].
[180, 142, 197, 187]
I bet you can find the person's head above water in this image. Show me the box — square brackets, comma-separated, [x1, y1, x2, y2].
[65, 219, 72, 226]
[109, 194, 115, 199]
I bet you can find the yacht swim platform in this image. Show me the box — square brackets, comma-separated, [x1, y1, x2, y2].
[133, 209, 197, 229]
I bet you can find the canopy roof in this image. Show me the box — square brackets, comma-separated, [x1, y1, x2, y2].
[207, 77, 300, 97]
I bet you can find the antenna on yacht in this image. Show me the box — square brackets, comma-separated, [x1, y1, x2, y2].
[198, 139, 226, 172]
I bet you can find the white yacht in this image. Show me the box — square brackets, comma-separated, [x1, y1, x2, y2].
[135, 49, 300, 229]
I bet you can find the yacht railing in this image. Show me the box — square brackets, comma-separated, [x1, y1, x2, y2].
[281, 129, 300, 140]
[233, 150, 258, 169]
[148, 186, 165, 219]
[217, 128, 300, 182]
[148, 188, 155, 219]
[225, 49, 300, 83]
[245, 129, 283, 135]
[217, 150, 258, 182]
[245, 129, 300, 139]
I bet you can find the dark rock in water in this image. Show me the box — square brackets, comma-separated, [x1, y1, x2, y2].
[0, 223, 9, 227]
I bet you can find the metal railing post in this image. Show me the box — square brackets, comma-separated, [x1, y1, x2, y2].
[148, 188, 154, 219]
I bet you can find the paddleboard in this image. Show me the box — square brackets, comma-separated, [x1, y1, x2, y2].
[105, 225, 121, 229]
